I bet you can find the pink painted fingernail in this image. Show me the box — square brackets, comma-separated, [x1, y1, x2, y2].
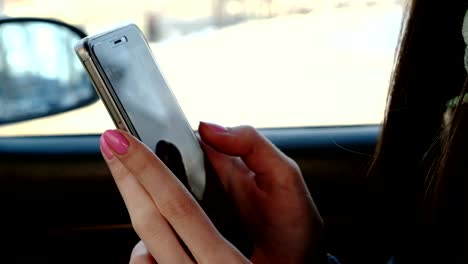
[200, 121, 228, 133]
[100, 135, 114, 159]
[103, 130, 129, 155]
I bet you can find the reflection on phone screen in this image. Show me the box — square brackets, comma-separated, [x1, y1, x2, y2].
[155, 140, 189, 187]
[92, 26, 206, 199]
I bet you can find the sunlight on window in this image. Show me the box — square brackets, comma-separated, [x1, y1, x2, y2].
[0, 0, 403, 136]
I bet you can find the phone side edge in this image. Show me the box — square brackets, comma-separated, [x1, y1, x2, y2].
[74, 39, 130, 132]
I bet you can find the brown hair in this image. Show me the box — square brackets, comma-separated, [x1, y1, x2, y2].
[366, 0, 468, 263]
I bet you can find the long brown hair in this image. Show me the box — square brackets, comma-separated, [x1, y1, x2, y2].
[367, 0, 468, 263]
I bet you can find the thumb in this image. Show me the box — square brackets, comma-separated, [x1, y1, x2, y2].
[199, 122, 301, 192]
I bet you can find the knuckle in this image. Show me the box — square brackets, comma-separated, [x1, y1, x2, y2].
[237, 125, 261, 151]
[111, 165, 130, 182]
[278, 157, 303, 186]
[158, 193, 197, 220]
[240, 125, 257, 138]
[127, 149, 154, 176]
[286, 157, 301, 174]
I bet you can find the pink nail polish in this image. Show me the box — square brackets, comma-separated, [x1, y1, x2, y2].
[103, 130, 130, 155]
[100, 135, 114, 159]
[200, 121, 228, 133]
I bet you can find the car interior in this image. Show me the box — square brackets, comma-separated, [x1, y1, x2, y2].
[0, 1, 402, 263]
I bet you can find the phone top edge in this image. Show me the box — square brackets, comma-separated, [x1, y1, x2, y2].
[75, 23, 140, 60]
[88, 23, 139, 47]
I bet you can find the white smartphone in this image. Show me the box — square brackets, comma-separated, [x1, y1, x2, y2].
[75, 24, 252, 255]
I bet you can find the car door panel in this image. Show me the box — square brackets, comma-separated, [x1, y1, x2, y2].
[0, 126, 378, 263]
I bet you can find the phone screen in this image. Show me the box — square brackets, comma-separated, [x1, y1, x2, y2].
[91, 26, 206, 200]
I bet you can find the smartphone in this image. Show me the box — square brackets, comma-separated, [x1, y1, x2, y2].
[75, 24, 206, 200]
[75, 24, 252, 256]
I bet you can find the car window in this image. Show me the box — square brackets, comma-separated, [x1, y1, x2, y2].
[0, 0, 403, 136]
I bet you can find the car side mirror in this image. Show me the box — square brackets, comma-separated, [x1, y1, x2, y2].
[0, 18, 98, 125]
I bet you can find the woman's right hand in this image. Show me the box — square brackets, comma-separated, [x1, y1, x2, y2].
[130, 123, 324, 264]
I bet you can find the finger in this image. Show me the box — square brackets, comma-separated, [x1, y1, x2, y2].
[130, 241, 157, 264]
[199, 122, 301, 192]
[102, 130, 240, 262]
[200, 141, 256, 215]
[199, 141, 251, 193]
[100, 136, 192, 264]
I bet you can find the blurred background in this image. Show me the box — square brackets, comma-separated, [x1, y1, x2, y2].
[0, 0, 403, 135]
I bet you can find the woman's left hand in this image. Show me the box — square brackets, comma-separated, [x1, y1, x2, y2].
[100, 129, 249, 264]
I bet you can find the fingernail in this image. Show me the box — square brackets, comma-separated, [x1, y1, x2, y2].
[200, 121, 228, 133]
[131, 241, 148, 258]
[100, 135, 114, 159]
[103, 130, 130, 155]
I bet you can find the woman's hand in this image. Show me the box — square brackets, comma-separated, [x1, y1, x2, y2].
[100, 129, 249, 263]
[198, 123, 323, 263]
[101, 123, 323, 263]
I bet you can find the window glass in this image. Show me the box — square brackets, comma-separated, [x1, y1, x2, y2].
[0, 0, 403, 136]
